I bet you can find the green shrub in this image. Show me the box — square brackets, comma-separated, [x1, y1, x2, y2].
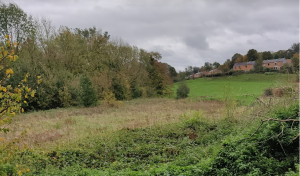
[264, 72, 278, 75]
[207, 103, 299, 176]
[176, 82, 190, 99]
[0, 163, 16, 176]
[80, 76, 98, 107]
[263, 87, 273, 96]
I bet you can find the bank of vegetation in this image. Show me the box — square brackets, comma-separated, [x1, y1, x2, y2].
[0, 3, 176, 112]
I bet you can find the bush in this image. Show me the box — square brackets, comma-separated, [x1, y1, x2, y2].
[0, 163, 16, 176]
[80, 76, 98, 107]
[263, 88, 273, 96]
[207, 104, 299, 176]
[176, 82, 190, 99]
[264, 72, 278, 75]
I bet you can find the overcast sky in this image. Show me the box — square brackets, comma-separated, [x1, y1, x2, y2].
[3, 0, 299, 71]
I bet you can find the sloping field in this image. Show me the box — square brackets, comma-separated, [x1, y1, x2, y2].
[173, 74, 297, 103]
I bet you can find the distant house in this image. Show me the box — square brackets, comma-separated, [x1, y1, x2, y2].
[263, 58, 291, 70]
[233, 61, 255, 71]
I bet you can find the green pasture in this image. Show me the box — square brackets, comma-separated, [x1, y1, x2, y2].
[173, 74, 297, 104]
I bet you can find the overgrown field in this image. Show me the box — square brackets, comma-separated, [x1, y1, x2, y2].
[173, 74, 298, 104]
[0, 74, 299, 175]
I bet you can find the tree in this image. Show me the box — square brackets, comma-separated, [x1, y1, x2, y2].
[254, 58, 263, 72]
[185, 66, 193, 76]
[204, 62, 212, 71]
[146, 52, 172, 96]
[262, 51, 273, 60]
[230, 53, 243, 68]
[291, 53, 299, 71]
[192, 66, 200, 73]
[247, 49, 259, 61]
[167, 64, 177, 77]
[286, 43, 299, 59]
[212, 62, 220, 69]
[273, 53, 279, 59]
[80, 76, 97, 107]
[0, 3, 36, 52]
[219, 59, 231, 72]
[273, 50, 287, 59]
[243, 54, 248, 62]
[0, 35, 40, 174]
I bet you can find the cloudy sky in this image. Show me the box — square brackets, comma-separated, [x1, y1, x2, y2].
[3, 0, 299, 71]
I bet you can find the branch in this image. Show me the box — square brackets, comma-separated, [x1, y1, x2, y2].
[277, 122, 287, 156]
[256, 97, 268, 108]
[239, 118, 300, 151]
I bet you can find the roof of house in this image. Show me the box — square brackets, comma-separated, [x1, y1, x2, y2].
[263, 58, 286, 64]
[233, 61, 256, 67]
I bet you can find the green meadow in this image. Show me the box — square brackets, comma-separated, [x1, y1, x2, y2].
[173, 74, 297, 104]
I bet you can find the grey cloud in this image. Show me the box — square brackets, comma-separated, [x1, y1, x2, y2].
[149, 46, 175, 57]
[247, 40, 254, 45]
[4, 0, 300, 71]
[183, 35, 209, 50]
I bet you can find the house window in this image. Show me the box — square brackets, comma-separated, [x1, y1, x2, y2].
[239, 66, 241, 69]
[275, 62, 277, 65]
[274, 67, 277, 70]
[245, 65, 247, 68]
[268, 63, 270, 66]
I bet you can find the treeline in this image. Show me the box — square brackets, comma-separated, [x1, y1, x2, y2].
[179, 44, 299, 78]
[0, 2, 175, 110]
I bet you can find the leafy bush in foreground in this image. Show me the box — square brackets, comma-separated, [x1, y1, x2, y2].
[207, 103, 299, 175]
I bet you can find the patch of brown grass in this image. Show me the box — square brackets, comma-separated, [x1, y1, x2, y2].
[0, 98, 224, 151]
[30, 130, 63, 146]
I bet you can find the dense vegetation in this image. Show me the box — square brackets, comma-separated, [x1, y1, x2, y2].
[0, 2, 299, 176]
[0, 3, 175, 112]
[0, 74, 298, 175]
[2, 100, 298, 175]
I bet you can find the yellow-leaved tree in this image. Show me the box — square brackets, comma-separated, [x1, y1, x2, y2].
[0, 35, 41, 175]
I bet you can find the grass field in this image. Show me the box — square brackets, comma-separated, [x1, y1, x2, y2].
[173, 74, 298, 104]
[1, 73, 299, 175]
[3, 98, 224, 151]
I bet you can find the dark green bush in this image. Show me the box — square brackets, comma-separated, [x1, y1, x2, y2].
[0, 163, 16, 176]
[176, 82, 190, 99]
[263, 87, 273, 96]
[80, 76, 98, 107]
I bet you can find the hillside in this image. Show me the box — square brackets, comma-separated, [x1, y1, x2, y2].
[173, 74, 298, 104]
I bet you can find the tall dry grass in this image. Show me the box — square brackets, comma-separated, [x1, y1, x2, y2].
[1, 98, 224, 151]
